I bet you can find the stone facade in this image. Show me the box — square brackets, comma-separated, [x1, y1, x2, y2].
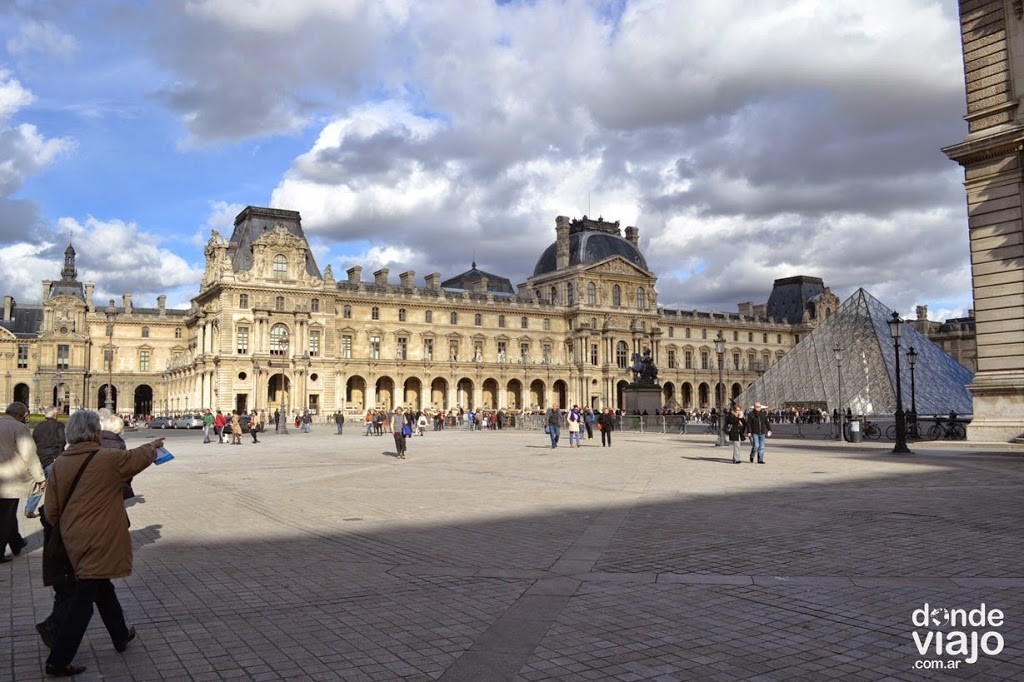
[943, 0, 1024, 441]
[0, 206, 973, 419]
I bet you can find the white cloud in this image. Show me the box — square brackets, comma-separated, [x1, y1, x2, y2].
[0, 70, 34, 123]
[6, 19, 79, 60]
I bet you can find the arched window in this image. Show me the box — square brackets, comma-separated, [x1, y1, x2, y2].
[616, 341, 628, 369]
[343, 305, 352, 319]
[270, 324, 289, 356]
[174, 327, 182, 339]
[521, 316, 528, 329]
[612, 284, 622, 307]
[425, 310, 433, 323]
[272, 254, 287, 277]
[498, 314, 506, 328]
[450, 311, 458, 325]
[398, 308, 406, 322]
[566, 284, 574, 305]
[549, 286, 557, 304]
[141, 326, 149, 338]
[275, 296, 284, 311]
[371, 306, 380, 320]
[587, 282, 597, 305]
[474, 313, 482, 326]
[239, 293, 248, 308]
[636, 287, 646, 310]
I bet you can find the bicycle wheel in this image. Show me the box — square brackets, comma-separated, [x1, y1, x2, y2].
[950, 423, 966, 440]
[926, 424, 942, 441]
[864, 424, 879, 440]
[885, 424, 896, 441]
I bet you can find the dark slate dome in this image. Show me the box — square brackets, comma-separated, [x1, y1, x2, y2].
[533, 220, 648, 276]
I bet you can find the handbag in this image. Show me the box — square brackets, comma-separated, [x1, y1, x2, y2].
[42, 451, 99, 587]
[402, 423, 412, 437]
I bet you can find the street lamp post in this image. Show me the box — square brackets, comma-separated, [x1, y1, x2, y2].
[887, 312, 911, 454]
[833, 346, 843, 441]
[907, 347, 918, 440]
[4, 371, 10, 402]
[277, 331, 289, 434]
[714, 331, 726, 446]
[104, 299, 118, 412]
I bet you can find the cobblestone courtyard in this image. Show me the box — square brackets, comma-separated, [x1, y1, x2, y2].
[3, 427, 1023, 681]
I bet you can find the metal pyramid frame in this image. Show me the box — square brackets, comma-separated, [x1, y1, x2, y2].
[736, 289, 973, 416]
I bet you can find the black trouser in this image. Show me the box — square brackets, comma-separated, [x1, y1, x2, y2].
[0, 498, 22, 554]
[47, 578, 131, 667]
[601, 430, 612, 446]
[393, 432, 406, 455]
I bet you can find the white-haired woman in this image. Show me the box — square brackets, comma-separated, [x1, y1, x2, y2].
[42, 410, 163, 677]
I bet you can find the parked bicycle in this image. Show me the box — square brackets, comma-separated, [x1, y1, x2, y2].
[926, 417, 966, 441]
[862, 420, 881, 440]
[884, 420, 921, 441]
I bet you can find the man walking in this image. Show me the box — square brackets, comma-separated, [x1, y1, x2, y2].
[546, 403, 564, 449]
[334, 410, 345, 435]
[746, 401, 772, 464]
[26, 406, 65, 518]
[0, 402, 46, 562]
[202, 409, 214, 444]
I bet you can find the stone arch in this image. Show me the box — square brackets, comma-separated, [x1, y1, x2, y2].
[529, 379, 545, 410]
[134, 384, 154, 416]
[456, 377, 474, 409]
[403, 377, 422, 410]
[698, 382, 710, 408]
[482, 378, 499, 409]
[376, 376, 395, 410]
[682, 382, 693, 409]
[505, 379, 523, 409]
[346, 375, 366, 410]
[615, 380, 630, 411]
[552, 380, 568, 409]
[731, 382, 743, 401]
[430, 377, 449, 411]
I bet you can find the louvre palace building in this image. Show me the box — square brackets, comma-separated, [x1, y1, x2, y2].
[3, 205, 909, 419]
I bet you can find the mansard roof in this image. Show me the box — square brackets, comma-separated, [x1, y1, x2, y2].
[0, 305, 44, 338]
[227, 206, 321, 279]
[441, 263, 516, 295]
[765, 275, 826, 324]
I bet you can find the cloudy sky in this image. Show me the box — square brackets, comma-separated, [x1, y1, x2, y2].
[0, 0, 971, 319]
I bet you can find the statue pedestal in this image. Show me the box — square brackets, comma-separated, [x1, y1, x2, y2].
[623, 385, 662, 414]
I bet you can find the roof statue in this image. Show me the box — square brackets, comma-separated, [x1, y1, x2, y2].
[736, 288, 974, 416]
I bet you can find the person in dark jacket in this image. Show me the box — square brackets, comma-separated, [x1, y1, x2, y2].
[724, 404, 747, 463]
[746, 401, 772, 463]
[26, 406, 65, 518]
[597, 408, 615, 447]
[100, 411, 134, 499]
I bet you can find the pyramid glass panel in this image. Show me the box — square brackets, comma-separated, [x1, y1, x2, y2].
[737, 289, 973, 416]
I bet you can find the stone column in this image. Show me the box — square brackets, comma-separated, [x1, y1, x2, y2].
[943, 1, 1024, 441]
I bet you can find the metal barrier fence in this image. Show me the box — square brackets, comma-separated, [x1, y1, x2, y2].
[517, 414, 717, 434]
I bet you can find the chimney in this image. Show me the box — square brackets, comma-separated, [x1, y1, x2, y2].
[399, 270, 416, 289]
[916, 305, 928, 321]
[555, 216, 571, 270]
[123, 293, 132, 314]
[347, 266, 362, 284]
[425, 273, 441, 290]
[373, 268, 389, 286]
[625, 225, 639, 247]
[3, 296, 12, 321]
[968, 308, 975, 318]
[737, 302, 753, 317]
[157, 295, 166, 316]
[474, 277, 489, 293]
[85, 283, 95, 312]
[752, 304, 767, 318]
[42, 281, 51, 300]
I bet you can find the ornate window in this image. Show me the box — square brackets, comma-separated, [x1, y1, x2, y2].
[311, 298, 320, 313]
[763, 332, 768, 343]
[748, 332, 753, 342]
[239, 293, 249, 308]
[272, 254, 287, 277]
[423, 338, 434, 360]
[237, 327, 249, 354]
[397, 336, 408, 360]
[474, 341, 484, 361]
[450, 311, 458, 325]
[549, 286, 557, 304]
[520, 316, 528, 329]
[174, 327, 182, 339]
[733, 352, 740, 370]
[398, 308, 406, 322]
[542, 344, 552, 364]
[667, 349, 677, 369]
[341, 335, 352, 359]
[498, 314, 506, 328]
[685, 351, 693, 369]
[543, 318, 550, 331]
[17, 344, 28, 369]
[701, 351, 709, 370]
[615, 341, 628, 369]
[270, 324, 289, 356]
[612, 284, 621, 307]
[590, 343, 598, 365]
[777, 334, 782, 344]
[371, 306, 380, 320]
[369, 335, 381, 360]
[275, 296, 284, 311]
[449, 340, 459, 361]
[733, 331, 739, 342]
[636, 287, 646, 310]
[474, 313, 482, 326]
[685, 328, 692, 339]
[497, 341, 507, 362]
[520, 342, 530, 363]
[343, 305, 352, 319]
[587, 282, 597, 305]
[309, 330, 321, 357]
[139, 350, 150, 372]
[668, 327, 674, 338]
[566, 284, 574, 305]
[425, 310, 433, 323]
[702, 329, 708, 340]
[141, 326, 149, 338]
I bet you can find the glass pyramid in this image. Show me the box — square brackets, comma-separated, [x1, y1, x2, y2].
[737, 289, 974, 416]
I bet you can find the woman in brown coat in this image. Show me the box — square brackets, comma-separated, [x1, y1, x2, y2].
[42, 410, 163, 677]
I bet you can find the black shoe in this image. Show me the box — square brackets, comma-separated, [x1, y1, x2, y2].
[36, 622, 54, 648]
[45, 664, 86, 677]
[758, 461, 765, 464]
[10, 536, 26, 556]
[0, 554, 10, 563]
[114, 626, 136, 652]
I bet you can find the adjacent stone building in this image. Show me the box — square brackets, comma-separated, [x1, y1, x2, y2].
[0, 206, 972, 419]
